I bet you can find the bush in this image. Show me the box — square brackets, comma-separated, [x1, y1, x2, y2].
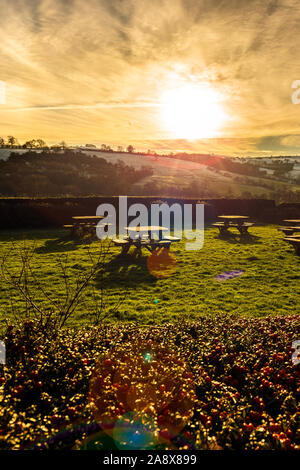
[0, 314, 299, 450]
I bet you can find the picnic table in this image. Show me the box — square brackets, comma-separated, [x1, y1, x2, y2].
[112, 226, 180, 256]
[283, 237, 300, 255]
[278, 226, 300, 236]
[218, 215, 249, 226]
[212, 215, 253, 236]
[278, 219, 300, 236]
[64, 215, 105, 237]
[283, 219, 300, 225]
[126, 225, 169, 241]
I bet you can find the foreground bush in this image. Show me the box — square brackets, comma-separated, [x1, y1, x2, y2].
[0, 314, 299, 450]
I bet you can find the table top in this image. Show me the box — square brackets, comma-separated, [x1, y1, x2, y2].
[72, 215, 105, 220]
[125, 226, 168, 232]
[218, 215, 249, 220]
[283, 219, 300, 224]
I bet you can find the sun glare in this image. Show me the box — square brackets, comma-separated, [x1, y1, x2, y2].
[161, 84, 226, 140]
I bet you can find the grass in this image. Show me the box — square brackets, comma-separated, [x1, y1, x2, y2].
[0, 225, 299, 328]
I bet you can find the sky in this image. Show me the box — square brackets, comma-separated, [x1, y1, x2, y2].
[1, 0, 300, 155]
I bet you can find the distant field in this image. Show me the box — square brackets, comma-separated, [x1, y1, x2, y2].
[77, 150, 300, 198]
[0, 225, 298, 329]
[1, 148, 299, 199]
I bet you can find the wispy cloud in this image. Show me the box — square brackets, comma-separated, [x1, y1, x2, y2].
[6, 101, 161, 112]
[1, 0, 300, 154]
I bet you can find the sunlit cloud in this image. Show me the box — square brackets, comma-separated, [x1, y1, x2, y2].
[1, 0, 300, 154]
[5, 102, 161, 112]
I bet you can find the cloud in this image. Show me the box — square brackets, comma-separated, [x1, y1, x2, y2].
[1, 0, 300, 154]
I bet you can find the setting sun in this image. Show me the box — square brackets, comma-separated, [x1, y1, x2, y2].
[161, 84, 226, 140]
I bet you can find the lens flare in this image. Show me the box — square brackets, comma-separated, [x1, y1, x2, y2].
[88, 339, 195, 448]
[113, 412, 157, 450]
[147, 248, 177, 279]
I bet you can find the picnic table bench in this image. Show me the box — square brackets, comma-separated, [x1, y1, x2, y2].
[112, 237, 172, 256]
[112, 226, 181, 256]
[283, 219, 300, 225]
[278, 226, 300, 236]
[283, 237, 300, 255]
[212, 222, 254, 235]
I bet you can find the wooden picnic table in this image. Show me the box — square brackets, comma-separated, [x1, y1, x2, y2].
[113, 226, 176, 256]
[283, 219, 300, 225]
[66, 215, 105, 237]
[218, 215, 249, 227]
[125, 225, 169, 241]
[284, 237, 300, 255]
[72, 216, 105, 222]
[213, 215, 252, 236]
[279, 226, 300, 235]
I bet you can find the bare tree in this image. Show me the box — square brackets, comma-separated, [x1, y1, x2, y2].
[1, 241, 124, 336]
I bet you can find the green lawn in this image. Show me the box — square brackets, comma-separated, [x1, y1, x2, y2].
[0, 225, 299, 328]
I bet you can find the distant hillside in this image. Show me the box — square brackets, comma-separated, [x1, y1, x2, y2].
[75, 148, 300, 202]
[0, 148, 299, 201]
[0, 150, 152, 197]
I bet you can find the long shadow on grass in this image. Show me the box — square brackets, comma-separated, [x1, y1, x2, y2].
[34, 235, 90, 253]
[0, 228, 64, 242]
[215, 232, 262, 245]
[96, 254, 157, 289]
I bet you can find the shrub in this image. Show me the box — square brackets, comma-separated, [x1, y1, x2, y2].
[0, 314, 299, 450]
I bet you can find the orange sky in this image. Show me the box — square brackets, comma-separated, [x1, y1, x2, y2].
[1, 0, 300, 155]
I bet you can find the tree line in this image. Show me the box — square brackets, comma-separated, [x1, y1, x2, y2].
[0, 136, 57, 149]
[0, 150, 152, 197]
[0, 136, 136, 153]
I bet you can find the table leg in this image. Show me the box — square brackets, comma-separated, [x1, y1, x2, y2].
[239, 226, 250, 236]
[121, 243, 130, 255]
[72, 222, 80, 237]
[136, 246, 142, 257]
[219, 226, 228, 236]
[148, 243, 158, 253]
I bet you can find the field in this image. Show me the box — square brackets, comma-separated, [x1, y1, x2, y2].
[69, 150, 300, 199]
[0, 225, 299, 328]
[1, 148, 299, 200]
[0, 225, 299, 451]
